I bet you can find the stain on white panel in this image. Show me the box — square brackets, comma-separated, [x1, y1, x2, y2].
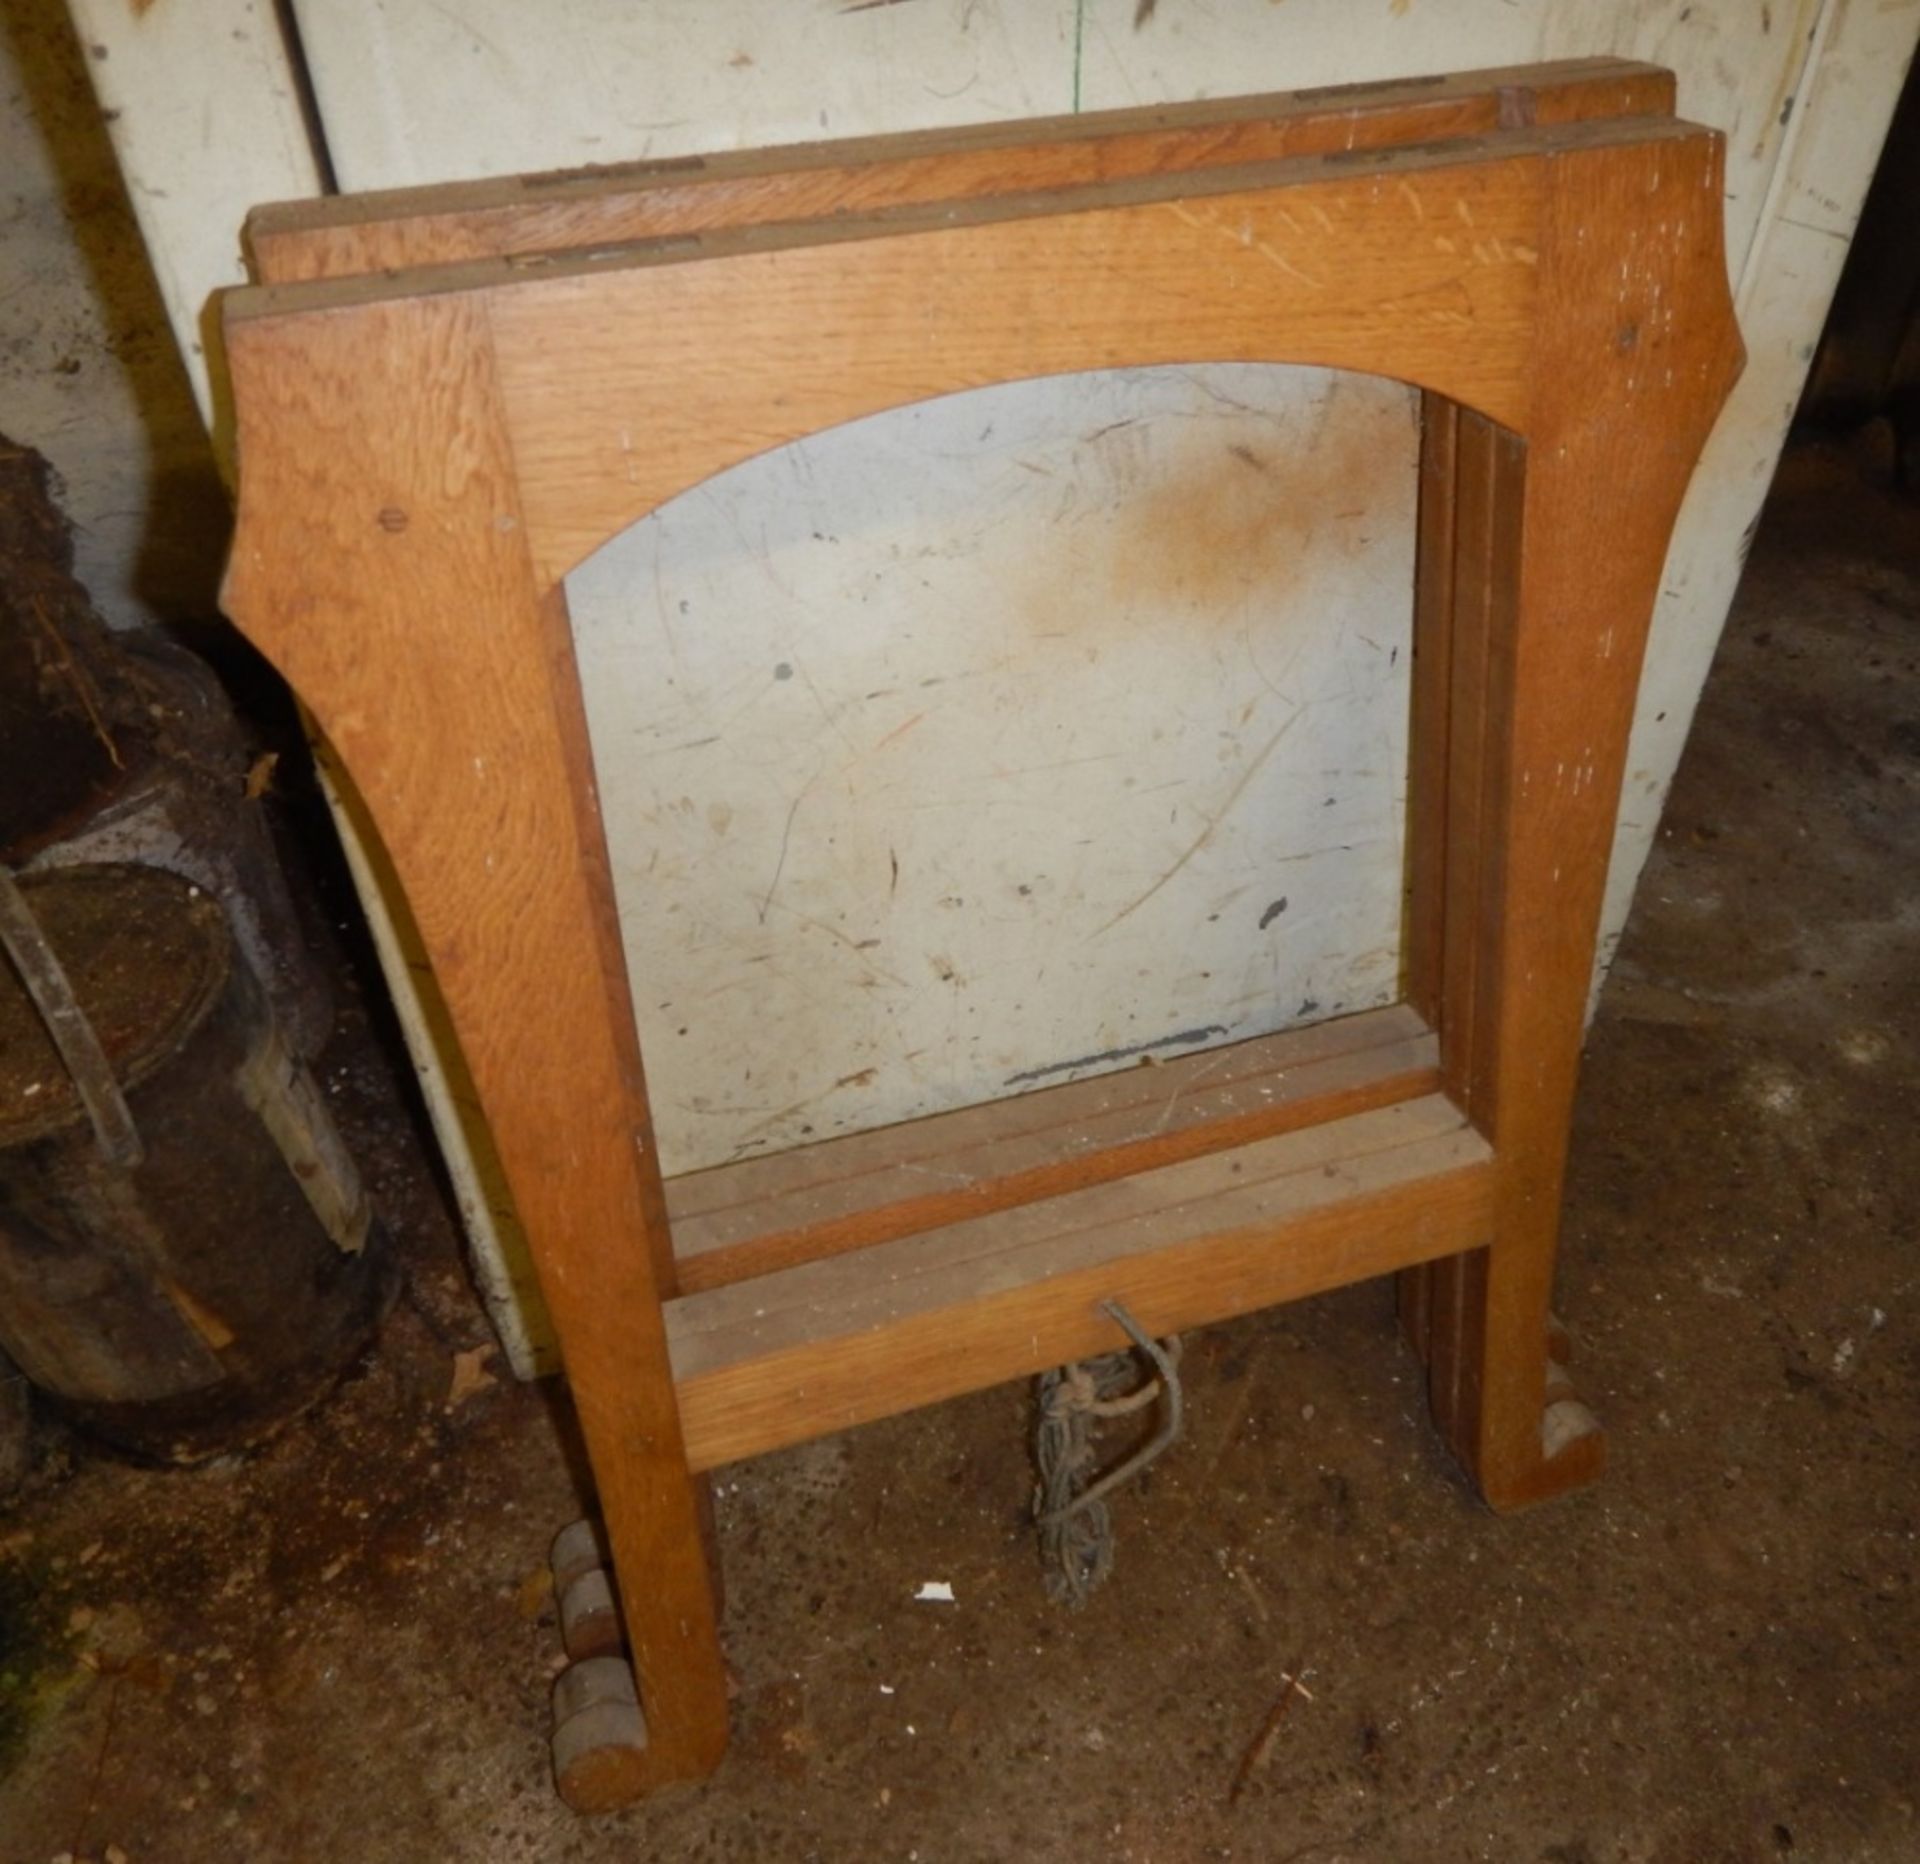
[570, 367, 1416, 1173]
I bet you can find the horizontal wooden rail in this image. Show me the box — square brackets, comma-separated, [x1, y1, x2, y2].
[666, 1004, 1440, 1293]
[666, 1093, 1492, 1471]
[247, 58, 1672, 284]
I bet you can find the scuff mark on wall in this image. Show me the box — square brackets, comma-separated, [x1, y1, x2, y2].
[1089, 710, 1302, 939]
[1005, 1022, 1230, 1087]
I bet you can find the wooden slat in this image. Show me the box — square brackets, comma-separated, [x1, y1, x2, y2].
[1438, 408, 1521, 1120]
[247, 59, 1675, 284]
[666, 1004, 1438, 1293]
[1403, 396, 1459, 1024]
[667, 1095, 1491, 1471]
[1397, 395, 1461, 1361]
[1419, 406, 1525, 1446]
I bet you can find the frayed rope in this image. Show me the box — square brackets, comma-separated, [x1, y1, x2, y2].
[1032, 1299, 1182, 1607]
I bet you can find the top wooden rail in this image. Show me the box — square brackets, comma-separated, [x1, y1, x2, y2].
[228, 112, 1736, 592]
[247, 57, 1674, 282]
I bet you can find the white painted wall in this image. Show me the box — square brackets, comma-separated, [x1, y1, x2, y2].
[285, 0, 1920, 1164]
[69, 0, 1920, 1365]
[571, 367, 1414, 1168]
[0, 0, 229, 630]
[61, 0, 321, 434]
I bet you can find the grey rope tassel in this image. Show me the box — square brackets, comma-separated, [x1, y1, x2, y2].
[1032, 1299, 1183, 1607]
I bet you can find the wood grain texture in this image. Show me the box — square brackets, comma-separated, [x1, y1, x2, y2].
[228, 119, 1725, 588]
[248, 59, 1674, 284]
[484, 123, 1570, 586]
[667, 1096, 1494, 1472]
[666, 1005, 1438, 1293]
[1440, 408, 1525, 1127]
[1416, 407, 1526, 1460]
[1402, 393, 1459, 1029]
[1428, 129, 1744, 1509]
[217, 82, 1743, 1791]
[219, 297, 728, 1788]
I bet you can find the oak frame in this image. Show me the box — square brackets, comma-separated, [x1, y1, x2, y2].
[219, 66, 1742, 1795]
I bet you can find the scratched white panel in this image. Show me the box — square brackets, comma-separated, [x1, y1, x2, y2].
[1596, 0, 1920, 982]
[65, 0, 323, 428]
[572, 368, 1415, 1171]
[283, 0, 1828, 1172]
[281, 2, 1842, 1156]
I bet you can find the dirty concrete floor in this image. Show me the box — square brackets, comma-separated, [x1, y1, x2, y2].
[3, 437, 1918, 1861]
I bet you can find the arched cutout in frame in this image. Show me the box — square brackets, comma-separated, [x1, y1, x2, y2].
[218, 71, 1740, 1798]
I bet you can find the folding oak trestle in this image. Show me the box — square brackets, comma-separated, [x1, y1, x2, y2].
[218, 59, 1742, 1801]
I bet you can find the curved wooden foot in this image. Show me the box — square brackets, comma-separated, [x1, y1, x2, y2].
[1501, 1331, 1606, 1510]
[1491, 1365, 1606, 1513]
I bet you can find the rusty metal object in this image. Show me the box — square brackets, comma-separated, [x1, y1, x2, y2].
[0, 864, 144, 1169]
[1, 435, 331, 1057]
[0, 865, 393, 1462]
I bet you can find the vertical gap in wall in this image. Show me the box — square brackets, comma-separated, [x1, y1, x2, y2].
[269, 0, 339, 196]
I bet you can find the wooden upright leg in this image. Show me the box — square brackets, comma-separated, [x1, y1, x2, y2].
[1403, 399, 1580, 1508]
[1402, 396, 1611, 1511]
[1403, 140, 1741, 1510]
[221, 296, 731, 1785]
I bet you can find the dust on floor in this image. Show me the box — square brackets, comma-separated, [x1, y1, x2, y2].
[1, 438, 1916, 1861]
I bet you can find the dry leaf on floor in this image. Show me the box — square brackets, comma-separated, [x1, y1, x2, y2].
[446, 1343, 499, 1410]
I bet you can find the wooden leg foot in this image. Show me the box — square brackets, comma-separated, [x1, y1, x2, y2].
[1509, 1336, 1605, 1507]
[1401, 1258, 1606, 1512]
[539, 1501, 729, 1804]
[1475, 1313, 1606, 1511]
[1492, 1388, 1606, 1511]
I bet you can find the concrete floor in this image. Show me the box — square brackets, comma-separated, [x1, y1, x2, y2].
[2, 436, 1917, 1859]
